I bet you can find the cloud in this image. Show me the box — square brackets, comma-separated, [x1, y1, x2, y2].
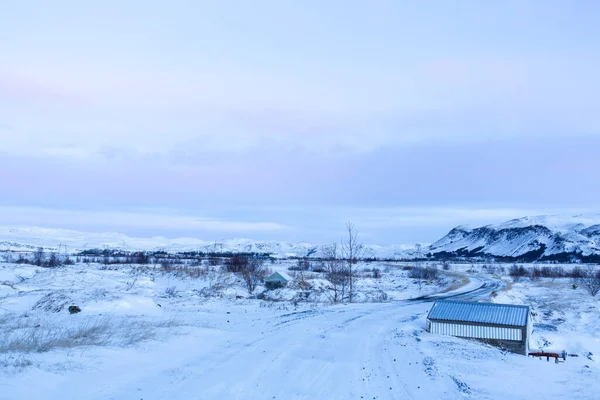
[2, 51, 599, 162]
[0, 207, 287, 235]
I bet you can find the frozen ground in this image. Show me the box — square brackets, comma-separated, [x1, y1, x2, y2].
[0, 261, 598, 399]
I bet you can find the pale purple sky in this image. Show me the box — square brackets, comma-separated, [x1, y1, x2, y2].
[1, 1, 599, 245]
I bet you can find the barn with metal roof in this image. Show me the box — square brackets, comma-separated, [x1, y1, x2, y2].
[427, 300, 531, 355]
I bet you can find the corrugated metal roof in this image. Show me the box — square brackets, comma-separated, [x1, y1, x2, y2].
[427, 300, 529, 327]
[265, 272, 291, 283]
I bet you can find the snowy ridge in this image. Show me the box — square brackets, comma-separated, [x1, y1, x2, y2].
[0, 226, 413, 259]
[428, 214, 600, 261]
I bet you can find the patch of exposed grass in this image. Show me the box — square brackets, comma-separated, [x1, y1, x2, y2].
[0, 313, 179, 354]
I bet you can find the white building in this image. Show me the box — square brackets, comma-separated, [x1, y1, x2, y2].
[427, 300, 531, 355]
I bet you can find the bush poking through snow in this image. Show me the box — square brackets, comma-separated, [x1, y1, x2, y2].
[2, 355, 33, 370]
[509, 265, 528, 282]
[224, 255, 250, 273]
[32, 292, 72, 313]
[408, 266, 439, 280]
[577, 266, 600, 297]
[164, 286, 178, 297]
[289, 258, 312, 271]
[239, 257, 269, 294]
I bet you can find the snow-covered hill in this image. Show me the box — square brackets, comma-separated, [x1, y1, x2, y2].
[427, 214, 600, 262]
[0, 226, 412, 259]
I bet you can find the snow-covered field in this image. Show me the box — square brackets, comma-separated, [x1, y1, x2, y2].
[0, 261, 598, 399]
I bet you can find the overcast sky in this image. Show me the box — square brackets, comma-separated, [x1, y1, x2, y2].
[1, 1, 599, 245]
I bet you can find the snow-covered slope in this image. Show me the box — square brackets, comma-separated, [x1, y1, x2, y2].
[0, 226, 412, 259]
[428, 214, 600, 262]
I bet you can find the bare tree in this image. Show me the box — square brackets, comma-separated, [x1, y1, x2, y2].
[578, 265, 600, 297]
[33, 247, 45, 266]
[239, 257, 268, 294]
[322, 243, 350, 303]
[102, 249, 110, 267]
[341, 222, 364, 302]
[224, 254, 249, 273]
[46, 252, 60, 268]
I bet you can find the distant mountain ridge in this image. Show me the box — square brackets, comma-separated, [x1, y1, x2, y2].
[426, 214, 600, 262]
[2, 214, 599, 263]
[0, 226, 413, 259]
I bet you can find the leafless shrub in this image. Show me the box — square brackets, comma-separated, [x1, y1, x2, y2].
[541, 266, 565, 281]
[160, 263, 208, 279]
[372, 268, 382, 279]
[466, 264, 479, 274]
[372, 290, 388, 302]
[409, 266, 439, 280]
[441, 261, 451, 271]
[322, 244, 350, 303]
[164, 286, 178, 297]
[158, 259, 174, 269]
[483, 264, 504, 275]
[224, 255, 249, 273]
[208, 257, 222, 267]
[530, 266, 543, 281]
[45, 253, 60, 268]
[2, 355, 33, 370]
[16, 255, 28, 264]
[290, 258, 312, 271]
[570, 266, 586, 280]
[509, 264, 528, 282]
[32, 292, 72, 313]
[577, 266, 600, 297]
[194, 286, 222, 299]
[33, 247, 45, 266]
[239, 257, 269, 294]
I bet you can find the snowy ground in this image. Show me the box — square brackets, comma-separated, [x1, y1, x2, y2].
[495, 278, 600, 359]
[0, 261, 598, 399]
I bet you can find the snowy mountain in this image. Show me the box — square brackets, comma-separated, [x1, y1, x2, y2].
[427, 214, 600, 262]
[0, 226, 412, 259]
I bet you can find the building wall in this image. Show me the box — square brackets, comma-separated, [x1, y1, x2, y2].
[429, 321, 522, 341]
[428, 319, 529, 355]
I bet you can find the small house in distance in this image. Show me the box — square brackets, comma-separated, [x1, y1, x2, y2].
[427, 300, 531, 355]
[264, 272, 292, 290]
